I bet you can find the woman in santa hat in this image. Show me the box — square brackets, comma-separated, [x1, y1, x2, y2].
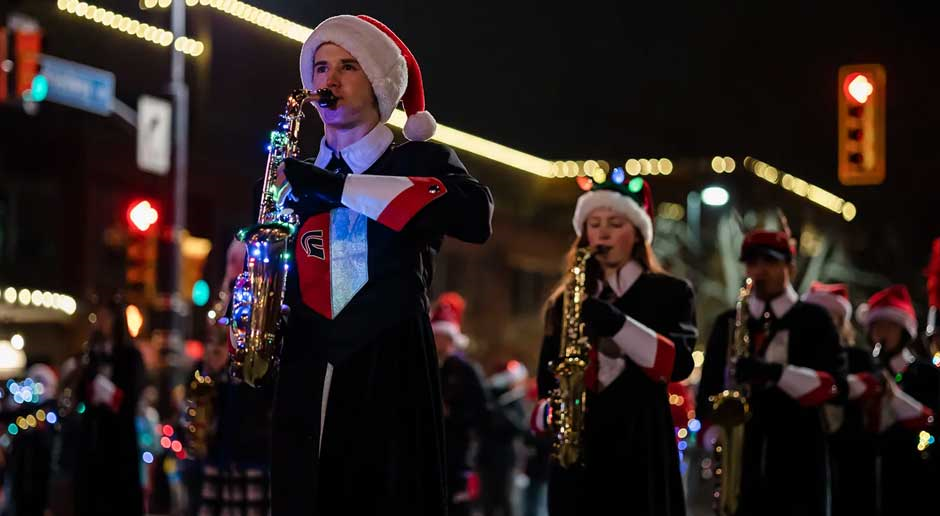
[803, 282, 878, 516]
[531, 173, 698, 515]
[267, 14, 493, 515]
[856, 284, 939, 515]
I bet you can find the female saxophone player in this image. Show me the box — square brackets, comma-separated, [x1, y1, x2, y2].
[532, 174, 697, 516]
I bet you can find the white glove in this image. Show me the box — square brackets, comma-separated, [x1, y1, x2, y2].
[91, 374, 119, 409]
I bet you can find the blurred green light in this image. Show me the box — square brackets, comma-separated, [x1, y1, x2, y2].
[192, 280, 210, 307]
[628, 178, 644, 193]
[30, 75, 49, 102]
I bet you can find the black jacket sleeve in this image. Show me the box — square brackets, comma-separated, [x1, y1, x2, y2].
[668, 279, 698, 382]
[696, 311, 733, 422]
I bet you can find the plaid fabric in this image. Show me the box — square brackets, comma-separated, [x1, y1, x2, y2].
[198, 464, 270, 516]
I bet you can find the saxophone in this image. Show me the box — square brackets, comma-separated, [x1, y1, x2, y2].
[709, 278, 753, 516]
[229, 88, 337, 386]
[548, 246, 596, 468]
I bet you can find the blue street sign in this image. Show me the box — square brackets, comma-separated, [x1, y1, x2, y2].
[39, 55, 115, 116]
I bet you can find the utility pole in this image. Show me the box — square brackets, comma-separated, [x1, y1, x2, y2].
[168, 0, 188, 352]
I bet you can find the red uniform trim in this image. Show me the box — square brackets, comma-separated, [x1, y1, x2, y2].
[642, 335, 675, 383]
[376, 177, 446, 231]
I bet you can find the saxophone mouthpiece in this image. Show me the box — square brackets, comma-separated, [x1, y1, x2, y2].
[315, 88, 338, 109]
[594, 245, 611, 256]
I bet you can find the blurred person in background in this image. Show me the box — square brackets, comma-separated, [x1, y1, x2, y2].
[55, 296, 147, 516]
[182, 303, 272, 516]
[856, 285, 939, 515]
[479, 360, 529, 516]
[1, 363, 58, 516]
[698, 228, 844, 516]
[432, 292, 488, 516]
[520, 377, 550, 516]
[802, 282, 877, 516]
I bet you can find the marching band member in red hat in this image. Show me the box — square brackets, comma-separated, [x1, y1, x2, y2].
[432, 292, 488, 516]
[270, 15, 493, 514]
[532, 173, 698, 515]
[856, 284, 939, 514]
[697, 229, 846, 516]
[803, 282, 878, 516]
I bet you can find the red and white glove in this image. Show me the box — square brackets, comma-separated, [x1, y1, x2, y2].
[90, 374, 124, 412]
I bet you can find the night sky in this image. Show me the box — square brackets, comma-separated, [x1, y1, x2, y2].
[12, 0, 940, 280]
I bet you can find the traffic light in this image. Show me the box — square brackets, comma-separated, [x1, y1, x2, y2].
[125, 200, 159, 296]
[127, 200, 160, 233]
[838, 64, 886, 186]
[180, 231, 212, 306]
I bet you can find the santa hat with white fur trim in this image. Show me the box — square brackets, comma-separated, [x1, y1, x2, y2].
[299, 14, 437, 141]
[572, 174, 655, 244]
[431, 292, 469, 349]
[803, 281, 853, 324]
[856, 284, 919, 338]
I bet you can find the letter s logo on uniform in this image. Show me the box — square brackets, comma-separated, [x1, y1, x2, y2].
[301, 230, 325, 260]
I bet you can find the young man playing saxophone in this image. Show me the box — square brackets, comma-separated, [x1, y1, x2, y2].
[269, 15, 493, 515]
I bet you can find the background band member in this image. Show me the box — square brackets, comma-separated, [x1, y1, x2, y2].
[184, 320, 272, 516]
[856, 285, 939, 514]
[803, 282, 877, 516]
[697, 230, 845, 516]
[59, 297, 147, 516]
[533, 177, 697, 515]
[432, 292, 488, 516]
[480, 360, 530, 516]
[269, 14, 493, 514]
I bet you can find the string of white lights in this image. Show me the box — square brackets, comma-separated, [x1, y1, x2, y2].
[56, 0, 205, 57]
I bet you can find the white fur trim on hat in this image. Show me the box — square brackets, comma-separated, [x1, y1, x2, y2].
[572, 190, 653, 244]
[856, 304, 918, 338]
[299, 15, 407, 124]
[431, 320, 469, 349]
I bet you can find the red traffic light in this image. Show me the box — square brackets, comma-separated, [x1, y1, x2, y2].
[127, 200, 159, 232]
[844, 73, 874, 104]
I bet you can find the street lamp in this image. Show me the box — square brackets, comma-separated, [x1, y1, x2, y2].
[701, 186, 730, 207]
[688, 186, 731, 253]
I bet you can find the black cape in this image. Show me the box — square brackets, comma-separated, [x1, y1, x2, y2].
[270, 141, 492, 515]
[537, 271, 697, 516]
[697, 300, 845, 516]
